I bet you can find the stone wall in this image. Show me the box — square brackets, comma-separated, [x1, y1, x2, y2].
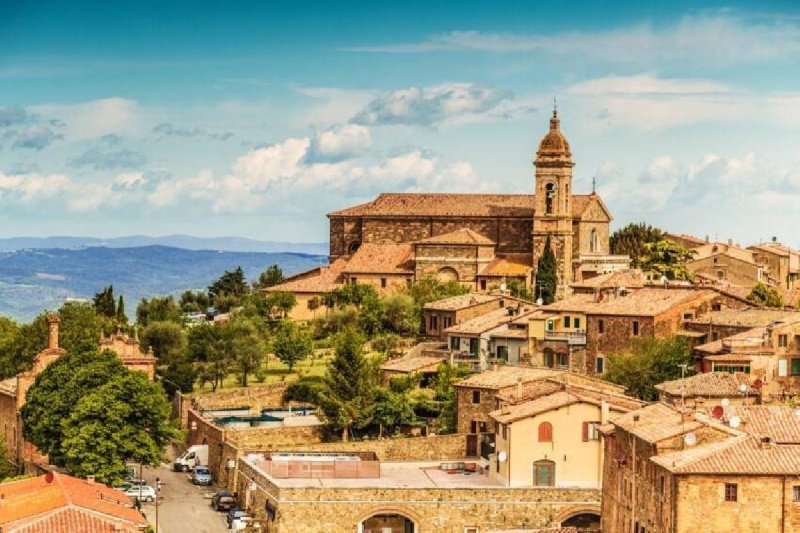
[236, 457, 601, 533]
[283, 433, 467, 461]
[455, 386, 500, 435]
[192, 382, 290, 414]
[0, 391, 18, 466]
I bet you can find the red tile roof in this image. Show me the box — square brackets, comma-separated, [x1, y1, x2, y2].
[12, 506, 141, 533]
[328, 192, 596, 219]
[0, 472, 146, 531]
[265, 258, 347, 294]
[414, 228, 495, 246]
[655, 372, 756, 398]
[342, 243, 414, 274]
[479, 254, 533, 277]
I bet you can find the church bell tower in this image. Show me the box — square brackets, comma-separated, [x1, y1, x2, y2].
[532, 106, 575, 297]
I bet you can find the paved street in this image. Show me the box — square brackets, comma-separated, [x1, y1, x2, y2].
[139, 461, 229, 533]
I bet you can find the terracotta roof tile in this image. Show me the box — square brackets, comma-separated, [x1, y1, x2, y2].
[544, 287, 717, 317]
[414, 228, 495, 246]
[479, 254, 533, 277]
[423, 293, 501, 311]
[327, 192, 596, 219]
[444, 305, 538, 335]
[381, 356, 446, 373]
[13, 506, 141, 533]
[490, 387, 638, 425]
[455, 366, 561, 390]
[342, 243, 414, 274]
[655, 372, 755, 398]
[265, 258, 347, 294]
[570, 269, 645, 290]
[0, 377, 17, 397]
[686, 308, 800, 328]
[606, 403, 705, 444]
[652, 436, 800, 475]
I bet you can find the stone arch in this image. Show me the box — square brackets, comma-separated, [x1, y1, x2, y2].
[553, 505, 602, 528]
[436, 267, 459, 283]
[544, 182, 557, 214]
[356, 506, 420, 533]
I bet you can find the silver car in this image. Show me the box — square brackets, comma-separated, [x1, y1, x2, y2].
[121, 484, 157, 502]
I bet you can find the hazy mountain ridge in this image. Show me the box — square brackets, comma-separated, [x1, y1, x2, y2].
[0, 235, 328, 255]
[0, 245, 327, 321]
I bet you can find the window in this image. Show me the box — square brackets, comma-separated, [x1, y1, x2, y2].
[564, 316, 571, 328]
[632, 321, 640, 336]
[469, 338, 479, 355]
[792, 358, 800, 376]
[450, 336, 460, 350]
[660, 475, 665, 495]
[546, 319, 555, 332]
[480, 279, 487, 291]
[557, 353, 569, 369]
[429, 315, 439, 331]
[380, 277, 387, 289]
[713, 363, 751, 374]
[538, 422, 553, 443]
[350, 277, 357, 284]
[724, 483, 738, 502]
[683, 312, 693, 320]
[544, 183, 556, 214]
[443, 317, 452, 329]
[793, 485, 800, 502]
[712, 331, 720, 341]
[595, 356, 604, 374]
[574, 317, 581, 329]
[582, 421, 601, 441]
[779, 334, 788, 348]
[533, 460, 555, 486]
[598, 319, 605, 334]
[496, 345, 509, 361]
[590, 228, 598, 253]
[472, 390, 481, 404]
[465, 528, 479, 533]
[502, 424, 508, 440]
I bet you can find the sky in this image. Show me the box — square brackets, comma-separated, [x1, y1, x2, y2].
[2, 0, 800, 245]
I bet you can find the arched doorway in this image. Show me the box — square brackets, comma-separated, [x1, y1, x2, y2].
[359, 512, 417, 533]
[561, 511, 601, 530]
[436, 267, 459, 283]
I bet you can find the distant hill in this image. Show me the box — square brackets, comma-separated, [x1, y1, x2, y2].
[0, 245, 327, 321]
[0, 235, 328, 255]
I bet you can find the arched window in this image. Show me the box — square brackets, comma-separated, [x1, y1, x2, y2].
[348, 241, 361, 254]
[590, 229, 598, 253]
[545, 183, 556, 214]
[538, 421, 553, 443]
[533, 459, 555, 486]
[436, 267, 459, 283]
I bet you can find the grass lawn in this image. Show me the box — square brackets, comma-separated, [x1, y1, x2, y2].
[191, 350, 333, 395]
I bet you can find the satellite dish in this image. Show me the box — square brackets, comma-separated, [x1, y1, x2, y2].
[794, 409, 800, 420]
[684, 432, 697, 446]
[500, 283, 507, 291]
[711, 405, 724, 419]
[660, 275, 668, 284]
[536, 298, 543, 306]
[729, 416, 741, 429]
[721, 398, 730, 407]
[497, 451, 508, 463]
[738, 383, 748, 393]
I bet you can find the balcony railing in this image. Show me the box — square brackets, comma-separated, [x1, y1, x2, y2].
[543, 331, 587, 345]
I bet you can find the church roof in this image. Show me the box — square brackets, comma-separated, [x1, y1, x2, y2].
[328, 192, 597, 219]
[342, 243, 415, 274]
[414, 228, 495, 246]
[535, 110, 572, 164]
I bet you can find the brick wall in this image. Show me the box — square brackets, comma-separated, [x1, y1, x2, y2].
[283, 433, 467, 461]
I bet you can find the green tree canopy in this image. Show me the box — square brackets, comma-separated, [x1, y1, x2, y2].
[747, 282, 785, 308]
[371, 386, 415, 438]
[93, 285, 116, 319]
[610, 222, 664, 267]
[179, 290, 210, 313]
[116, 295, 127, 324]
[272, 320, 312, 372]
[136, 296, 181, 327]
[535, 234, 558, 304]
[208, 267, 249, 307]
[140, 321, 185, 359]
[264, 291, 297, 318]
[256, 265, 285, 289]
[187, 323, 228, 392]
[640, 240, 695, 281]
[225, 315, 267, 387]
[603, 336, 692, 401]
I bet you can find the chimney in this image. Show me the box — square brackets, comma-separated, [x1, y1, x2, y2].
[46, 314, 60, 351]
[727, 238, 733, 247]
[86, 475, 95, 485]
[600, 400, 610, 425]
[516, 377, 523, 400]
[759, 436, 774, 449]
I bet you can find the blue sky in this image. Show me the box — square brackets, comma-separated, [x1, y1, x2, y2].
[2, 1, 800, 245]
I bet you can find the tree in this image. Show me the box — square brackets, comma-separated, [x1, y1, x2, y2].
[208, 267, 249, 306]
[136, 296, 181, 327]
[93, 285, 116, 319]
[535, 234, 558, 304]
[402, 278, 469, 335]
[283, 375, 327, 405]
[116, 295, 127, 324]
[431, 363, 470, 433]
[264, 291, 297, 318]
[187, 324, 229, 392]
[371, 386, 415, 438]
[0, 317, 20, 379]
[640, 240, 695, 281]
[604, 336, 692, 401]
[381, 294, 417, 335]
[748, 282, 784, 308]
[225, 315, 266, 387]
[179, 290, 210, 313]
[506, 278, 534, 301]
[320, 328, 375, 441]
[257, 265, 284, 289]
[273, 321, 312, 372]
[59, 371, 178, 485]
[610, 222, 664, 267]
[140, 321, 185, 359]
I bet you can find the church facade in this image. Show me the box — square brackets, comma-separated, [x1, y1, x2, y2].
[326, 111, 628, 294]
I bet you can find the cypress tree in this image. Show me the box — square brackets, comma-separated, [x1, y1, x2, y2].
[116, 295, 127, 324]
[536, 234, 558, 304]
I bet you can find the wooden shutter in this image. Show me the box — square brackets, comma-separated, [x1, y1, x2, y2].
[582, 421, 589, 442]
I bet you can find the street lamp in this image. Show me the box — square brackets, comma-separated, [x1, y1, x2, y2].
[155, 476, 161, 533]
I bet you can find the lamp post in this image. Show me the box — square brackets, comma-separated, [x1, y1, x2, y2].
[155, 476, 161, 533]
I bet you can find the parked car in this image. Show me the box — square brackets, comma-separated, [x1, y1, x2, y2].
[191, 465, 212, 485]
[211, 491, 237, 512]
[121, 484, 157, 503]
[226, 509, 249, 528]
[229, 516, 253, 531]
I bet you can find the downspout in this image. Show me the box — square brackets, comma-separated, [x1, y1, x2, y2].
[782, 475, 786, 533]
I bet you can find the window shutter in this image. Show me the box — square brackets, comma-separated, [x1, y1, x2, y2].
[582, 421, 589, 442]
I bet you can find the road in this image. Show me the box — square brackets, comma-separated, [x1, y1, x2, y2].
[138, 461, 229, 533]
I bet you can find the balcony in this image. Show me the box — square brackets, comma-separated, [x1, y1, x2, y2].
[543, 331, 587, 345]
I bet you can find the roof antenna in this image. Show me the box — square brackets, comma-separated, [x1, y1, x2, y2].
[592, 176, 596, 194]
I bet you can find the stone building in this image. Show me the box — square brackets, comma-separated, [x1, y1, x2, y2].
[748, 241, 800, 291]
[423, 292, 512, 340]
[98, 330, 157, 380]
[654, 372, 758, 407]
[600, 403, 800, 533]
[685, 241, 765, 288]
[268, 112, 630, 318]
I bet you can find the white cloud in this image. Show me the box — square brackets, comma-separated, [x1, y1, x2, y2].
[308, 124, 372, 161]
[31, 97, 139, 140]
[344, 13, 800, 66]
[293, 87, 377, 127]
[567, 74, 731, 96]
[351, 83, 513, 127]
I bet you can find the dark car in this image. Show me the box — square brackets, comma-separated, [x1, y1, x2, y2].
[226, 508, 249, 527]
[211, 491, 237, 512]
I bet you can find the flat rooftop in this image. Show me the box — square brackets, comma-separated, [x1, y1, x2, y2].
[248, 458, 503, 489]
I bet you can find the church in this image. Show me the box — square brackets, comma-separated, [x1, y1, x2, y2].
[269, 110, 629, 319]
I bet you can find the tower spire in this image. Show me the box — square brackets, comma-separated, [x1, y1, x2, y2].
[553, 96, 558, 118]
